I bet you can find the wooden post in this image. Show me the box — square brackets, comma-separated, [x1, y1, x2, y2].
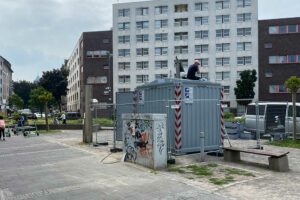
[83, 85, 93, 143]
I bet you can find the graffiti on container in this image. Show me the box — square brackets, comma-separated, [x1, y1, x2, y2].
[124, 119, 153, 162]
[155, 122, 165, 155]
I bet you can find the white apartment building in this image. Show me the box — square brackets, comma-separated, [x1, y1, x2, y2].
[0, 56, 13, 109]
[113, 0, 258, 107]
[66, 41, 81, 112]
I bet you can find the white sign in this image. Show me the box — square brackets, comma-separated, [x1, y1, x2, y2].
[184, 87, 193, 104]
[171, 105, 180, 109]
[138, 90, 144, 104]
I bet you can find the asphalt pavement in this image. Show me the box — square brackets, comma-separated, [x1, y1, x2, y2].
[0, 131, 227, 200]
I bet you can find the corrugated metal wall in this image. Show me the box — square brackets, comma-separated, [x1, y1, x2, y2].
[116, 79, 221, 155]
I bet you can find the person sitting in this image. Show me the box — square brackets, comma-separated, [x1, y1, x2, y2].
[187, 60, 201, 80]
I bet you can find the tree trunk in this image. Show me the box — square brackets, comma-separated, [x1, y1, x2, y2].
[45, 103, 49, 131]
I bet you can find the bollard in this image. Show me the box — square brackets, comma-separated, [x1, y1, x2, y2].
[200, 131, 205, 162]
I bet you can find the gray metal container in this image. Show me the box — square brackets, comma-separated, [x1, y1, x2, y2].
[116, 79, 222, 155]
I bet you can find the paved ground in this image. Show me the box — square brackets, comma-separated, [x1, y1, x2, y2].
[0, 131, 226, 200]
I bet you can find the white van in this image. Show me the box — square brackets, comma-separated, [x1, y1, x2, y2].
[245, 102, 300, 134]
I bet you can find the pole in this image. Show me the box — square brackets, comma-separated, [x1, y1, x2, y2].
[83, 85, 93, 143]
[255, 101, 261, 149]
[200, 131, 205, 162]
[110, 103, 122, 152]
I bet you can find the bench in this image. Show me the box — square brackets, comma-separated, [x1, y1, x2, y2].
[223, 147, 289, 172]
[18, 126, 39, 137]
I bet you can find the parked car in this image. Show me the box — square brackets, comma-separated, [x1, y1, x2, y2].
[244, 102, 300, 135]
[65, 112, 81, 120]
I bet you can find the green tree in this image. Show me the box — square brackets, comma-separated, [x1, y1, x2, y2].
[285, 76, 300, 140]
[38, 90, 53, 131]
[38, 66, 69, 111]
[234, 70, 257, 107]
[13, 80, 36, 108]
[8, 94, 24, 110]
[29, 87, 45, 114]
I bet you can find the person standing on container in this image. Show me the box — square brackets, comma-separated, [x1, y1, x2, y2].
[187, 60, 201, 80]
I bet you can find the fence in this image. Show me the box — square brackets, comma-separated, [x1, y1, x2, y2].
[89, 97, 298, 154]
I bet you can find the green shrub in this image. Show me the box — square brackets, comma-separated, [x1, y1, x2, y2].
[224, 112, 234, 119]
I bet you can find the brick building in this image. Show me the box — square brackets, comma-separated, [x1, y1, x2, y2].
[66, 31, 113, 118]
[259, 17, 300, 102]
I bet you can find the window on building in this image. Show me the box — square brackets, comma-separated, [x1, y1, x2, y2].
[118, 35, 130, 44]
[269, 26, 278, 34]
[264, 43, 272, 49]
[136, 61, 149, 70]
[174, 32, 188, 41]
[279, 25, 286, 34]
[195, 30, 209, 39]
[216, 43, 230, 52]
[118, 88, 131, 92]
[237, 42, 252, 51]
[174, 46, 188, 54]
[136, 75, 149, 83]
[216, 29, 230, 37]
[136, 48, 149, 56]
[269, 55, 300, 64]
[288, 25, 297, 33]
[175, 4, 188, 12]
[195, 16, 209, 25]
[216, 15, 230, 24]
[136, 21, 149, 29]
[118, 9, 130, 17]
[216, 57, 230, 66]
[118, 22, 130, 30]
[136, 7, 149, 16]
[216, 72, 230, 80]
[155, 47, 168, 55]
[216, 0, 230, 10]
[155, 60, 168, 69]
[265, 72, 273, 78]
[200, 72, 209, 80]
[118, 62, 130, 70]
[195, 44, 209, 53]
[269, 85, 288, 93]
[118, 75, 130, 84]
[155, 19, 168, 29]
[155, 74, 168, 79]
[237, 56, 252, 65]
[237, 13, 251, 22]
[136, 34, 149, 42]
[178, 59, 188, 68]
[102, 39, 110, 43]
[269, 56, 277, 64]
[174, 18, 189, 27]
[155, 6, 168, 14]
[155, 33, 168, 41]
[223, 86, 230, 94]
[195, 2, 209, 11]
[237, 0, 252, 7]
[200, 58, 209, 67]
[288, 55, 297, 63]
[237, 28, 251, 36]
[118, 49, 130, 57]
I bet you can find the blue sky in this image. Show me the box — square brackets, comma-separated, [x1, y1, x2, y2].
[0, 0, 299, 81]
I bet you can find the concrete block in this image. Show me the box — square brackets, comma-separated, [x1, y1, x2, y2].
[224, 150, 241, 162]
[268, 155, 289, 172]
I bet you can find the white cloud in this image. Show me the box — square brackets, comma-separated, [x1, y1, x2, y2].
[0, 0, 299, 81]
